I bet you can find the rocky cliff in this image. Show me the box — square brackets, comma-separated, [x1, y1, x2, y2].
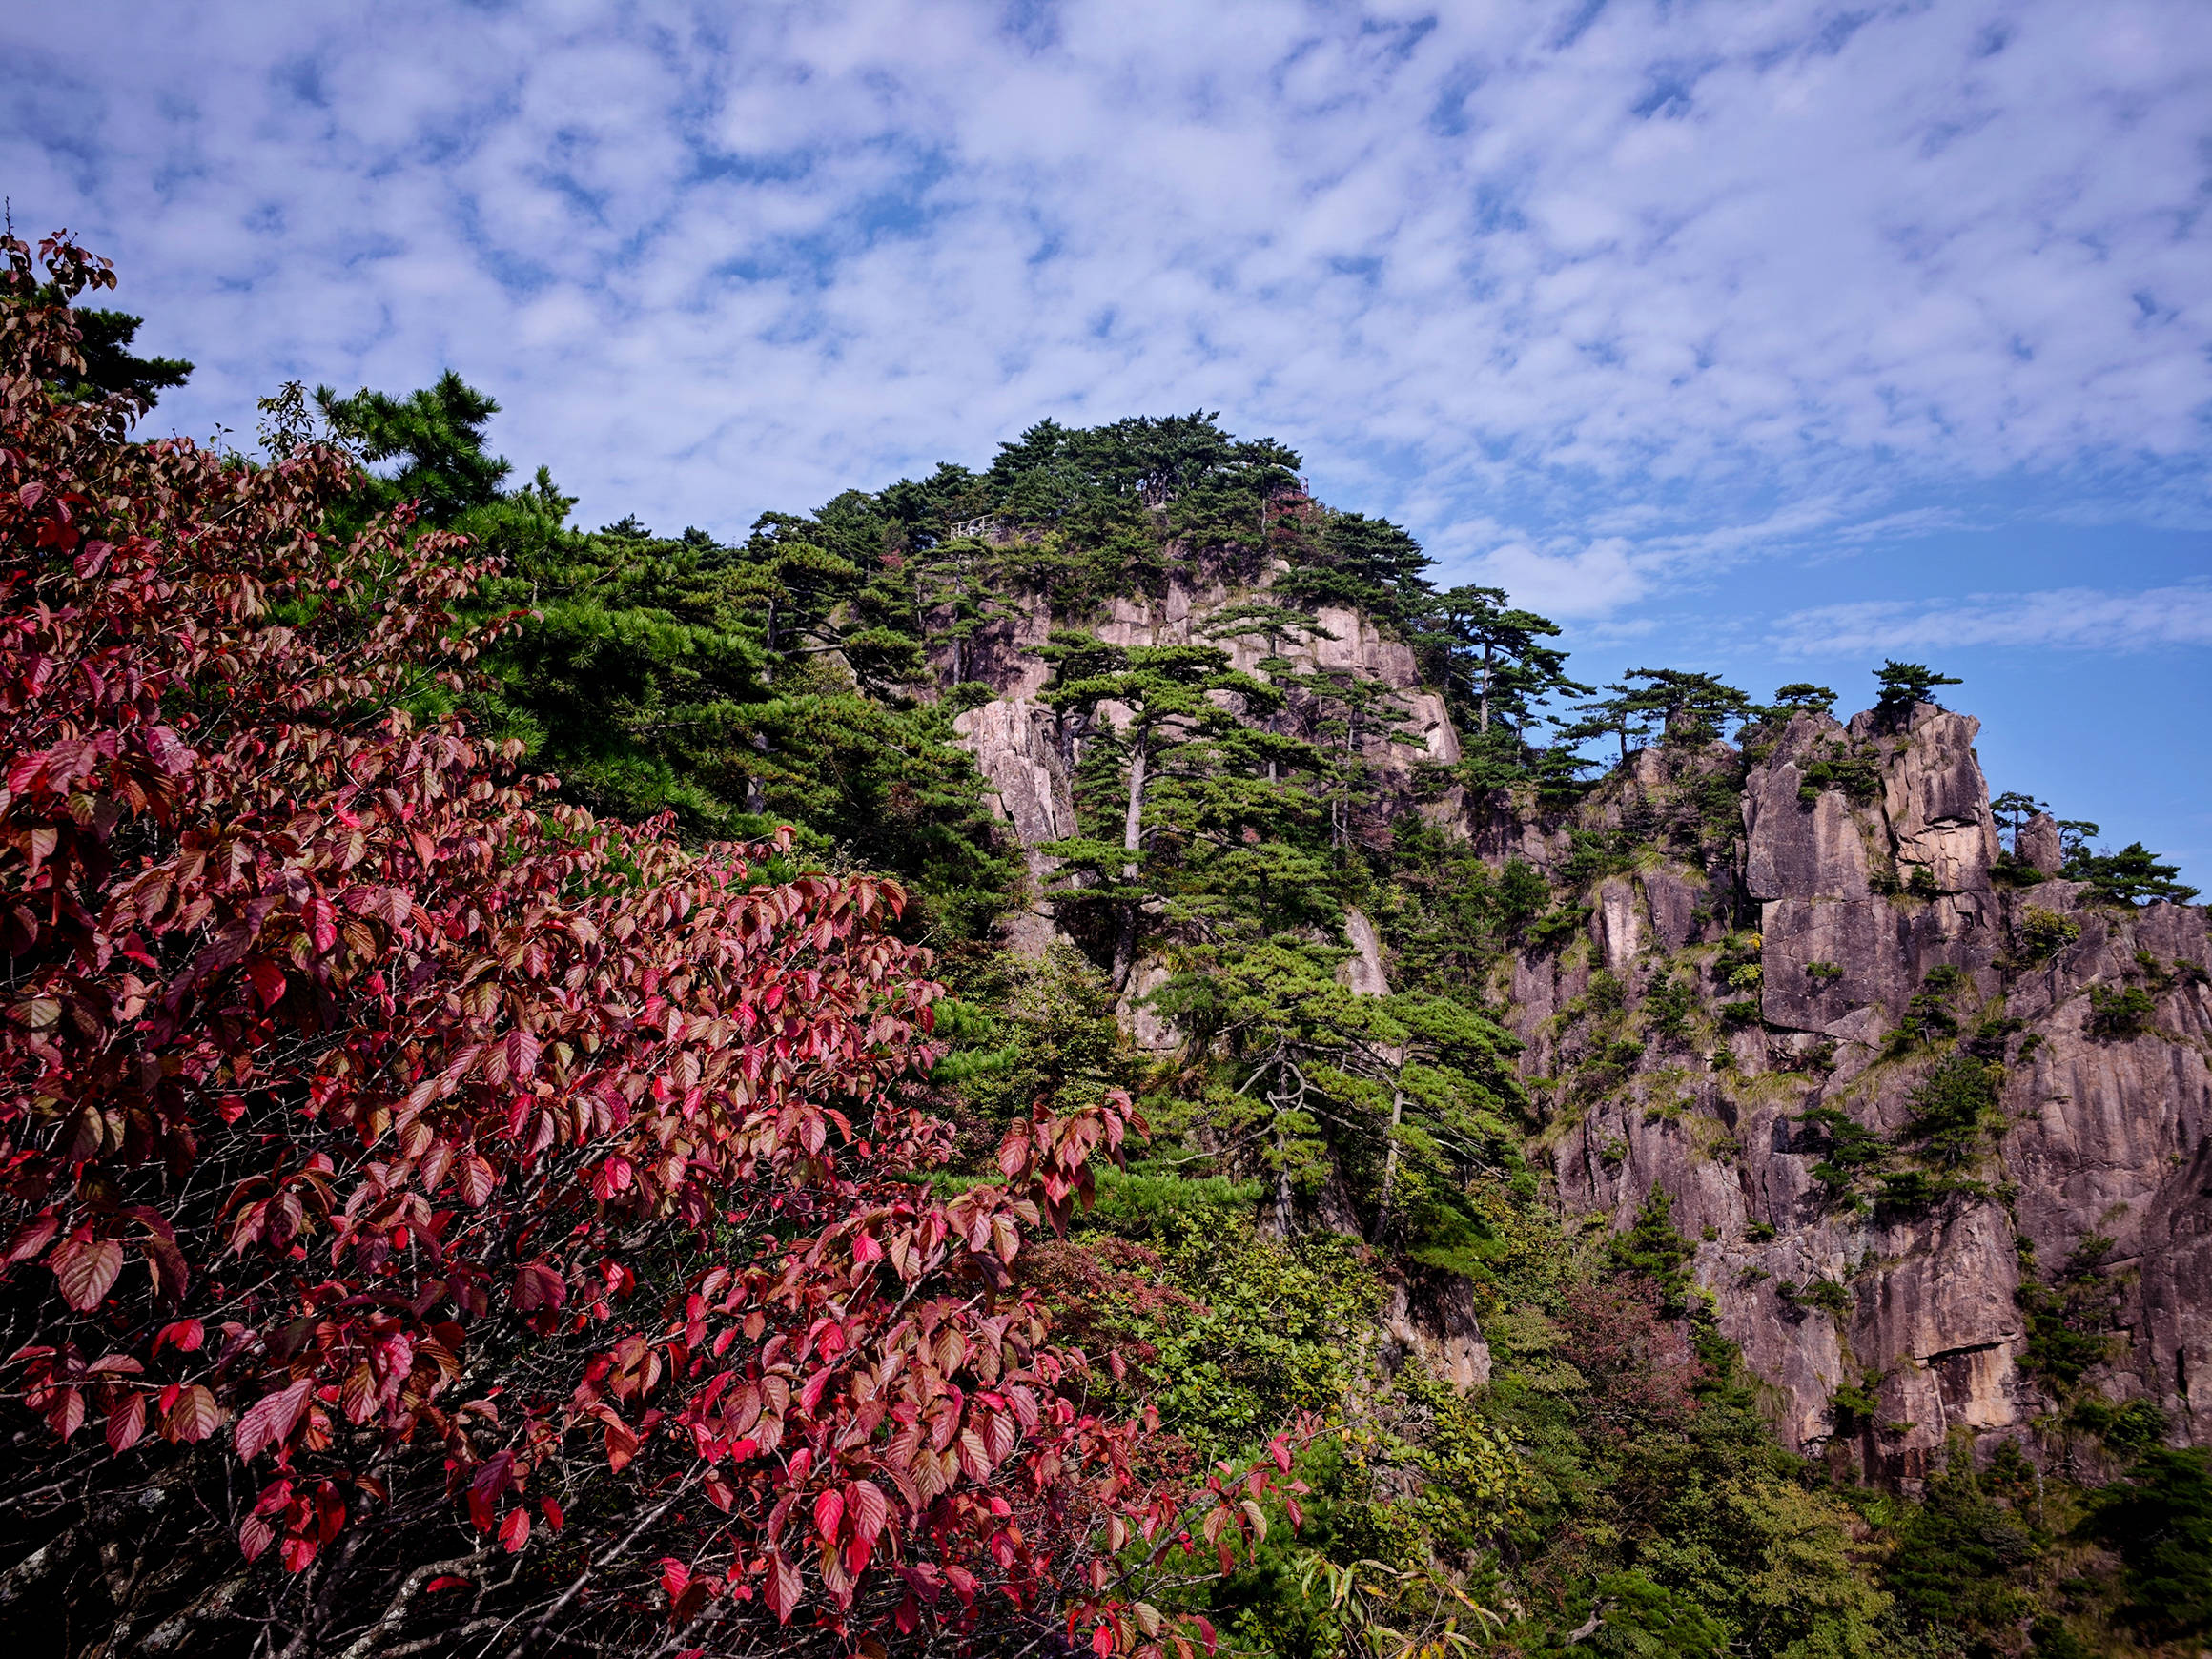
[1530, 706, 2212, 1482]
[950, 582, 2210, 1482]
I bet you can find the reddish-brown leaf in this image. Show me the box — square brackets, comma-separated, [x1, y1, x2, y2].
[51, 1236, 124, 1311]
[235, 1378, 312, 1462]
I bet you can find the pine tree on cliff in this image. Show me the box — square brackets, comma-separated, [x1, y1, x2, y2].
[907, 523, 1019, 686]
[1625, 667, 1753, 742]
[1146, 938, 1522, 1241]
[1751, 682, 1838, 725]
[1198, 601, 1338, 784]
[2066, 841, 2201, 906]
[1277, 508, 1432, 625]
[1559, 668, 1751, 762]
[1991, 790, 2050, 853]
[1416, 584, 1578, 735]
[1296, 666, 1423, 850]
[1873, 660, 1963, 725]
[1039, 635, 1283, 988]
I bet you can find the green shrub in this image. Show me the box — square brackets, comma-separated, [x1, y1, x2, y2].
[2070, 1396, 2168, 1456]
[1560, 829, 1636, 889]
[1779, 1278, 1852, 1320]
[1886, 1459, 2037, 1639]
[2089, 1448, 2212, 1637]
[1642, 971, 1696, 1040]
[2017, 1235, 2120, 1391]
[1526, 903, 1592, 952]
[1799, 1279, 1853, 1319]
[1607, 1188, 1694, 1306]
[1799, 1105, 1886, 1202]
[1829, 1376, 1884, 1431]
[2086, 985, 2155, 1040]
[944, 678, 1000, 712]
[1895, 964, 1971, 1045]
[1497, 857, 1551, 932]
[1874, 1167, 1982, 1216]
[2017, 906, 2080, 962]
[1901, 1051, 2004, 1171]
[1796, 746, 1883, 805]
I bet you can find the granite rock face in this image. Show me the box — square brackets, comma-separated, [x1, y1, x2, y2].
[951, 574, 1462, 952]
[1533, 705, 2212, 1478]
[943, 581, 2208, 1472]
[952, 695, 1076, 957]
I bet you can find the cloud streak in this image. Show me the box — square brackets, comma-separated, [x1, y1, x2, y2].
[1773, 584, 2212, 654]
[3, 0, 2208, 605]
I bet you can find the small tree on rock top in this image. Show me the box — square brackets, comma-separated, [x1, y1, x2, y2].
[1873, 661, 1962, 726]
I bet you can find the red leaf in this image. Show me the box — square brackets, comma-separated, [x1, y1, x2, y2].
[513, 1262, 566, 1312]
[105, 1393, 147, 1456]
[847, 1479, 889, 1544]
[165, 1385, 223, 1443]
[603, 1415, 639, 1474]
[3, 1212, 58, 1267]
[767, 1552, 803, 1624]
[239, 1513, 276, 1563]
[500, 1506, 530, 1553]
[245, 957, 288, 1009]
[813, 1487, 845, 1542]
[51, 1236, 125, 1310]
[425, 1576, 473, 1593]
[154, 1319, 204, 1354]
[235, 1377, 313, 1462]
[45, 1386, 85, 1441]
[458, 1152, 497, 1208]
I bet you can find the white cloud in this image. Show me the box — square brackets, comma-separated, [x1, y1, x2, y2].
[2, 0, 2208, 590]
[1772, 584, 2212, 654]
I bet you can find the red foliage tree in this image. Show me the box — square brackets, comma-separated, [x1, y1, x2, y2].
[0, 235, 1297, 1657]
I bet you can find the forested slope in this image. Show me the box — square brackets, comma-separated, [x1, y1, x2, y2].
[4, 236, 2209, 1658]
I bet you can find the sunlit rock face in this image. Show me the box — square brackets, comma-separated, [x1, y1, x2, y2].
[1536, 704, 2212, 1480]
[952, 580, 2212, 1477]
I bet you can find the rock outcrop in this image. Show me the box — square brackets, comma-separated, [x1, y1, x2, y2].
[952, 695, 1076, 956]
[950, 573, 1464, 955]
[943, 576, 2208, 1475]
[1534, 707, 2212, 1479]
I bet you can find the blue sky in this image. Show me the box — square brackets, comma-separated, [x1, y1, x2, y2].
[6, 0, 2209, 880]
